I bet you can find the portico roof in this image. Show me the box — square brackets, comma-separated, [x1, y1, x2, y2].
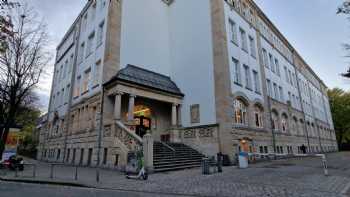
[105, 64, 184, 96]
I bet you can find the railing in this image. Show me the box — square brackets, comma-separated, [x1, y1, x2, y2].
[115, 121, 142, 151]
[159, 141, 175, 152]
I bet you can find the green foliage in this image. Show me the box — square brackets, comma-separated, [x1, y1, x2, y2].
[328, 88, 350, 147]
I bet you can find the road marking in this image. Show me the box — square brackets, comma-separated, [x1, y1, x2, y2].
[341, 182, 350, 195]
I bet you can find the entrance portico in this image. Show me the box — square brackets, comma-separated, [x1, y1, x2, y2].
[104, 65, 184, 142]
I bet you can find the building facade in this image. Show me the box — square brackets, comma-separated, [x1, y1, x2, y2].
[38, 0, 337, 169]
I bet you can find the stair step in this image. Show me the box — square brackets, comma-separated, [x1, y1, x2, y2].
[154, 164, 201, 172]
[154, 161, 201, 169]
[154, 159, 202, 165]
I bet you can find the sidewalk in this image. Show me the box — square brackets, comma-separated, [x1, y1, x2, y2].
[1, 152, 350, 197]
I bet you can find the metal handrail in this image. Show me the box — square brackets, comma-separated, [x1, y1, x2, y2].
[116, 121, 142, 144]
[159, 141, 175, 152]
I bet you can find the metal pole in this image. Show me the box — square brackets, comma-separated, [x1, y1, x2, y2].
[96, 168, 100, 183]
[50, 164, 54, 179]
[33, 165, 36, 178]
[74, 166, 78, 180]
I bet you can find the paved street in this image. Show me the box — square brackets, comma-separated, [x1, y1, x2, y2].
[0, 181, 182, 197]
[1, 152, 350, 197]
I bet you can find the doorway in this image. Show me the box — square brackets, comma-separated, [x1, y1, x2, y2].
[134, 116, 151, 138]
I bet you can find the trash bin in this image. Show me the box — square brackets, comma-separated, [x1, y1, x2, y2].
[201, 158, 210, 175]
[238, 152, 248, 169]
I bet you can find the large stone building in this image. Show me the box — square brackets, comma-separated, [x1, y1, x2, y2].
[38, 0, 337, 171]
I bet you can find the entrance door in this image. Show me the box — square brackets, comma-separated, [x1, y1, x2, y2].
[134, 116, 151, 138]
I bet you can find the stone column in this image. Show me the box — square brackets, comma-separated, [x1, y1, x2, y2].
[177, 104, 182, 127]
[114, 92, 122, 120]
[127, 94, 136, 122]
[143, 132, 154, 173]
[171, 104, 177, 127]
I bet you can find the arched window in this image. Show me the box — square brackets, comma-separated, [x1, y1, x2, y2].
[271, 110, 279, 131]
[281, 113, 288, 133]
[234, 99, 248, 125]
[293, 117, 298, 135]
[254, 105, 263, 128]
[299, 119, 305, 136]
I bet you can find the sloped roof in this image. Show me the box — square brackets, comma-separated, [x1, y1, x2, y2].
[105, 65, 184, 96]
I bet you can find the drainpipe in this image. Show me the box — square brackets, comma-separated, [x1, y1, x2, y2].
[96, 86, 105, 167]
[293, 57, 311, 152]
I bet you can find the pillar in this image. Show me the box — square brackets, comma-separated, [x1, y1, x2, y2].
[143, 132, 154, 173]
[171, 104, 177, 127]
[127, 94, 136, 122]
[114, 92, 122, 120]
[177, 104, 182, 127]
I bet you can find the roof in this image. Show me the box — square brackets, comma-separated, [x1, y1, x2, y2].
[105, 65, 184, 96]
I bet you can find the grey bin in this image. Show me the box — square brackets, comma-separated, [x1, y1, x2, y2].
[201, 158, 210, 175]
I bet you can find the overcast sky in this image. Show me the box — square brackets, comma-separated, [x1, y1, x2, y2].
[21, 0, 350, 110]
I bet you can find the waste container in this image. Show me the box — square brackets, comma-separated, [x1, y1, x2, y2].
[201, 158, 210, 175]
[238, 152, 248, 169]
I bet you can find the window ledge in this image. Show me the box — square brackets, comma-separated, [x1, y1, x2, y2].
[245, 87, 253, 91]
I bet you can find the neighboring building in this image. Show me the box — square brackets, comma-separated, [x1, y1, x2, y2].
[38, 0, 337, 170]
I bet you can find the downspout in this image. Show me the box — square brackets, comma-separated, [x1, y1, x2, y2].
[96, 86, 105, 167]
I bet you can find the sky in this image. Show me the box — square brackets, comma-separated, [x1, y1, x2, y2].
[19, 0, 350, 111]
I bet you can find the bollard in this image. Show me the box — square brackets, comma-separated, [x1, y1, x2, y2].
[50, 164, 54, 179]
[74, 166, 78, 180]
[321, 155, 328, 176]
[96, 168, 100, 183]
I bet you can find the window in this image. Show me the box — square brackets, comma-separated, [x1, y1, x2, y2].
[243, 65, 251, 90]
[271, 111, 279, 131]
[102, 148, 108, 165]
[59, 65, 63, 80]
[66, 149, 70, 163]
[281, 114, 288, 133]
[94, 60, 101, 86]
[232, 58, 241, 84]
[284, 66, 289, 83]
[75, 76, 81, 97]
[288, 91, 292, 104]
[273, 83, 278, 100]
[97, 21, 105, 46]
[279, 86, 284, 102]
[87, 148, 93, 166]
[275, 58, 280, 76]
[86, 32, 95, 56]
[82, 69, 91, 93]
[234, 99, 248, 125]
[240, 28, 248, 52]
[69, 54, 74, 73]
[79, 42, 85, 63]
[253, 70, 260, 93]
[249, 36, 256, 58]
[229, 19, 238, 44]
[262, 48, 268, 67]
[79, 148, 84, 165]
[254, 105, 263, 128]
[266, 79, 272, 97]
[65, 84, 70, 103]
[288, 70, 293, 86]
[63, 60, 68, 79]
[72, 148, 76, 164]
[269, 54, 275, 72]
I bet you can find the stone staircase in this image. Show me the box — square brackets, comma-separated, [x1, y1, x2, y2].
[153, 141, 204, 172]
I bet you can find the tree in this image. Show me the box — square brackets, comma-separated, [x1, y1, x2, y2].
[338, 1, 350, 78]
[328, 88, 350, 150]
[0, 4, 51, 159]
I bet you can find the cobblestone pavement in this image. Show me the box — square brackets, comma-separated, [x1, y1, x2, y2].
[1, 152, 350, 197]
